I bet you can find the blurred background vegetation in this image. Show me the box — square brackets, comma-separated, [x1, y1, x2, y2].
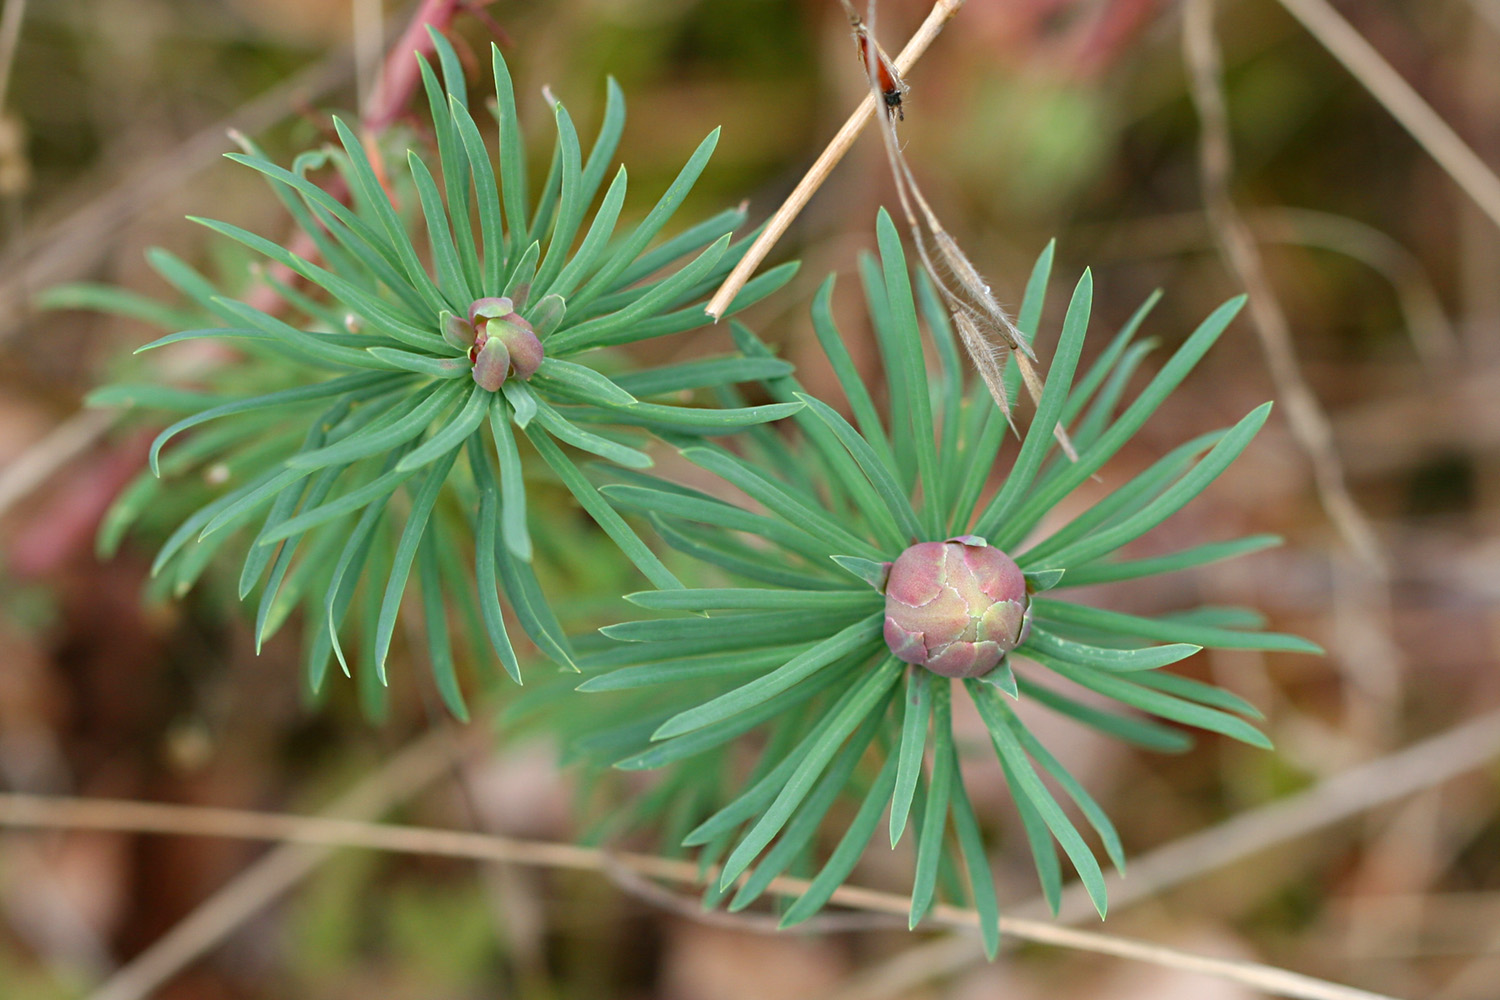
[1, 0, 1498, 998]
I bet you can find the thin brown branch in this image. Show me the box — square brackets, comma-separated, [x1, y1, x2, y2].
[828, 707, 1500, 1000]
[1182, 0, 1385, 573]
[0, 787, 1404, 1000]
[79, 727, 470, 1000]
[0, 408, 116, 521]
[0, 49, 353, 344]
[703, 0, 967, 320]
[1274, 0, 1500, 233]
[0, 0, 28, 112]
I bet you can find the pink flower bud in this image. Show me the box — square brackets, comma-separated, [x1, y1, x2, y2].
[882, 536, 1030, 679]
[468, 297, 514, 324]
[463, 298, 545, 389]
[441, 310, 476, 351]
[485, 313, 544, 379]
[470, 335, 511, 391]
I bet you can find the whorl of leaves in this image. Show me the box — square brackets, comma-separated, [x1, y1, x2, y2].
[58, 31, 801, 717]
[563, 210, 1319, 951]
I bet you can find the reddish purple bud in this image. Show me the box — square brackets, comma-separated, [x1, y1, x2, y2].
[882, 536, 1030, 679]
[468, 296, 514, 325]
[441, 310, 475, 351]
[463, 297, 545, 389]
[471, 336, 511, 391]
[486, 313, 544, 379]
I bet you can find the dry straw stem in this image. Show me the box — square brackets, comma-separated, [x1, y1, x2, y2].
[1182, 0, 1385, 573]
[21, 700, 1500, 1000]
[78, 726, 470, 1000]
[1274, 0, 1500, 233]
[703, 0, 967, 320]
[820, 706, 1500, 1000]
[855, 0, 1072, 452]
[2, 792, 1394, 1000]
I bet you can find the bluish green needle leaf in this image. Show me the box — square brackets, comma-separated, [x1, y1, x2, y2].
[469, 438, 523, 682]
[374, 446, 460, 679]
[395, 384, 490, 473]
[1033, 598, 1322, 654]
[1003, 296, 1248, 544]
[947, 743, 1001, 957]
[874, 211, 942, 536]
[610, 355, 794, 397]
[1057, 535, 1281, 587]
[651, 613, 882, 740]
[890, 667, 930, 847]
[149, 371, 392, 474]
[1021, 628, 1201, 671]
[576, 645, 807, 692]
[365, 347, 470, 378]
[975, 268, 1092, 538]
[406, 150, 471, 306]
[718, 656, 902, 888]
[1028, 648, 1272, 748]
[532, 358, 638, 405]
[970, 680, 1108, 917]
[829, 555, 889, 591]
[625, 589, 877, 613]
[487, 396, 531, 561]
[796, 393, 922, 543]
[910, 681, 954, 927]
[728, 705, 885, 913]
[569, 128, 722, 312]
[530, 397, 653, 469]
[810, 275, 897, 473]
[533, 103, 586, 296]
[779, 752, 900, 929]
[1131, 670, 1265, 720]
[528, 426, 680, 590]
[1037, 403, 1273, 569]
[490, 44, 529, 258]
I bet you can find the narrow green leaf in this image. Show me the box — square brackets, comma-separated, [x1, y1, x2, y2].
[890, 667, 930, 847]
[1004, 296, 1249, 544]
[1021, 627, 1201, 672]
[910, 682, 954, 927]
[970, 680, 1109, 917]
[947, 742, 1001, 957]
[1033, 598, 1322, 654]
[528, 425, 680, 590]
[778, 752, 899, 928]
[395, 384, 490, 473]
[373, 446, 459, 678]
[625, 589, 877, 613]
[652, 613, 883, 740]
[568, 128, 722, 312]
[718, 656, 902, 887]
[531, 397, 653, 469]
[469, 438, 523, 682]
[875, 210, 942, 536]
[974, 269, 1093, 538]
[1057, 534, 1281, 587]
[487, 396, 532, 560]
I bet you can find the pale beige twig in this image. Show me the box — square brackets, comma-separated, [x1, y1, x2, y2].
[0, 47, 353, 343]
[1274, 0, 1500, 233]
[1084, 208, 1459, 367]
[0, 408, 116, 521]
[0, 0, 28, 112]
[703, 0, 967, 320]
[826, 707, 1500, 1000]
[1183, 0, 1385, 573]
[78, 727, 469, 1000]
[0, 791, 1395, 1000]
